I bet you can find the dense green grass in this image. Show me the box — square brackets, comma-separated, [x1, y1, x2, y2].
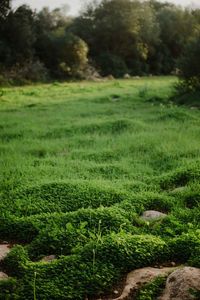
[0, 76, 200, 299]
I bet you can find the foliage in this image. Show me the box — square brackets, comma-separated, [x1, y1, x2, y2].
[97, 52, 129, 78]
[175, 35, 200, 96]
[1, 0, 200, 82]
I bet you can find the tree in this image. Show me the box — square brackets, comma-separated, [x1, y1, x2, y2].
[1, 5, 36, 66]
[35, 6, 71, 33]
[177, 35, 200, 92]
[70, 0, 160, 76]
[154, 5, 195, 73]
[35, 28, 88, 79]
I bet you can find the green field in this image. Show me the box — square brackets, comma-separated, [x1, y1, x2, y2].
[0, 76, 200, 299]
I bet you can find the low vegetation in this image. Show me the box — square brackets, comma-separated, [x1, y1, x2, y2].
[0, 76, 199, 299]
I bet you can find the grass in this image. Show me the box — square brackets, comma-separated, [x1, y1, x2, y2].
[0, 76, 200, 299]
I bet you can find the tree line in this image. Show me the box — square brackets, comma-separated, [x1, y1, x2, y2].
[0, 0, 200, 91]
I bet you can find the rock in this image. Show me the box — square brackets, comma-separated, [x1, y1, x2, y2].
[88, 76, 101, 82]
[107, 74, 115, 80]
[160, 267, 200, 300]
[113, 267, 177, 300]
[123, 74, 130, 79]
[190, 107, 198, 110]
[133, 76, 140, 79]
[0, 272, 8, 280]
[39, 255, 57, 263]
[141, 210, 167, 221]
[173, 186, 185, 191]
[0, 243, 11, 260]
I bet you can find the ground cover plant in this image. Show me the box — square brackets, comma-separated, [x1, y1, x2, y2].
[0, 76, 200, 299]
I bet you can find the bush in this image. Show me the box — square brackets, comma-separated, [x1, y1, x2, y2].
[174, 35, 200, 102]
[0, 61, 48, 86]
[97, 52, 129, 78]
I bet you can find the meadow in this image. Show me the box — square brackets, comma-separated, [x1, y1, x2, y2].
[0, 76, 200, 299]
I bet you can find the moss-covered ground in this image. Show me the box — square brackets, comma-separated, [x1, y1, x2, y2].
[0, 76, 200, 299]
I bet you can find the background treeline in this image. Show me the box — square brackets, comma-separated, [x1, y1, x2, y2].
[0, 0, 200, 89]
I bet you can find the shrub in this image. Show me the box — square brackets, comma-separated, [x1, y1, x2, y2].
[177, 36, 200, 92]
[174, 35, 200, 104]
[0, 61, 48, 86]
[97, 52, 129, 78]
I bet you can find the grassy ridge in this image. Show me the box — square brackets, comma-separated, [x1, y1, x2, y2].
[0, 76, 200, 299]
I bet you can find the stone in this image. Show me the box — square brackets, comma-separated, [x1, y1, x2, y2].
[39, 255, 57, 263]
[173, 186, 185, 191]
[0, 243, 11, 260]
[190, 107, 198, 110]
[88, 76, 101, 82]
[107, 74, 115, 80]
[0, 272, 8, 280]
[123, 74, 130, 79]
[160, 267, 200, 300]
[141, 210, 167, 221]
[113, 267, 177, 300]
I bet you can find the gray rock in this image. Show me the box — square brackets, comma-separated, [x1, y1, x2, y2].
[141, 210, 167, 221]
[160, 267, 200, 300]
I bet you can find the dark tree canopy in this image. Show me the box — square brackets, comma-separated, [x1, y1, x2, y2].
[0, 0, 200, 84]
